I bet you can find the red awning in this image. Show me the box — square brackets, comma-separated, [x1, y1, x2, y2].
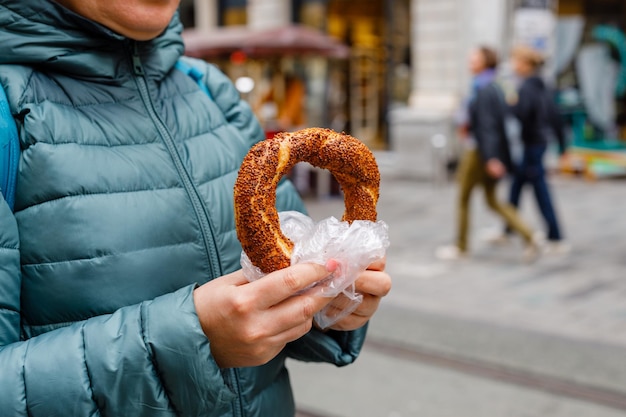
[182, 24, 350, 59]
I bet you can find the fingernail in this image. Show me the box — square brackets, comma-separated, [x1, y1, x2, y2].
[326, 259, 338, 272]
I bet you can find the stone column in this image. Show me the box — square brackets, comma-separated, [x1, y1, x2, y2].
[247, 0, 291, 30]
[389, 0, 510, 179]
[458, 0, 510, 97]
[408, 0, 509, 113]
[194, 0, 218, 30]
[409, 0, 461, 113]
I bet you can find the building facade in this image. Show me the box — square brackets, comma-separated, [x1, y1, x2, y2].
[390, 0, 516, 178]
[185, 0, 626, 178]
[184, 0, 411, 149]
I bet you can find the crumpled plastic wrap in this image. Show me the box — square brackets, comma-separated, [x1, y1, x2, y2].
[241, 211, 390, 329]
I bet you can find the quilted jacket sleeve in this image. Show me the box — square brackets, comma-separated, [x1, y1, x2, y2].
[0, 197, 236, 416]
[285, 326, 368, 366]
[194, 58, 369, 367]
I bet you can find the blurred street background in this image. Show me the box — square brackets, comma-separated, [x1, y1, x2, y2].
[182, 0, 626, 415]
[292, 164, 626, 417]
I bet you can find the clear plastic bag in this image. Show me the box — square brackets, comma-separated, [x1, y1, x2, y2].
[240, 211, 390, 329]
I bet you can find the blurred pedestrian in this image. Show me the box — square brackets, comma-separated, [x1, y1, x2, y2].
[437, 46, 538, 261]
[486, 45, 570, 255]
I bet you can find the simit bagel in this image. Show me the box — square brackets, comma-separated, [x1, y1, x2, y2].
[234, 127, 380, 274]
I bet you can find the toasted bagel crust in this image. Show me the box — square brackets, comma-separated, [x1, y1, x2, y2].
[234, 128, 380, 273]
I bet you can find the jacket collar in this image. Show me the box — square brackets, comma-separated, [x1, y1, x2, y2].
[0, 0, 184, 82]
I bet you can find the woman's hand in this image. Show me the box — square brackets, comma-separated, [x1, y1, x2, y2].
[327, 258, 392, 332]
[193, 262, 336, 368]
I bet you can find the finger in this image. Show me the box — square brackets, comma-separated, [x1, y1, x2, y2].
[355, 270, 392, 297]
[325, 292, 378, 319]
[273, 321, 313, 346]
[324, 293, 382, 331]
[366, 257, 386, 271]
[263, 291, 333, 336]
[221, 269, 251, 286]
[326, 303, 370, 331]
[350, 293, 382, 318]
[321, 294, 363, 322]
[329, 314, 369, 332]
[249, 262, 336, 309]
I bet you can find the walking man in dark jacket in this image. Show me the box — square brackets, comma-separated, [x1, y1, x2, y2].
[437, 46, 537, 261]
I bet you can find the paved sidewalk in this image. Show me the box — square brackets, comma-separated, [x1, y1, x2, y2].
[306, 161, 626, 349]
[387, 173, 626, 349]
[290, 157, 626, 417]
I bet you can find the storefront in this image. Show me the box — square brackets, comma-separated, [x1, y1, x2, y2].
[181, 0, 411, 149]
[319, 0, 411, 148]
[182, 1, 353, 197]
[554, 0, 626, 177]
[182, 24, 349, 138]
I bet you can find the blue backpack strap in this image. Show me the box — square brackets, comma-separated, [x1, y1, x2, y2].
[175, 58, 213, 100]
[0, 84, 19, 211]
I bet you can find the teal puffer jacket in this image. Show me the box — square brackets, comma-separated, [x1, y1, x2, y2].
[0, 1, 367, 416]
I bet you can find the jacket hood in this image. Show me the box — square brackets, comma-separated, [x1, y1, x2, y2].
[0, 0, 184, 81]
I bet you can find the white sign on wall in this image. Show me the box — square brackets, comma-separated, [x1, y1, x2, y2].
[513, 7, 556, 53]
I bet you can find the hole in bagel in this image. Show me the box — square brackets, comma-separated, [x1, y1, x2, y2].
[285, 162, 343, 201]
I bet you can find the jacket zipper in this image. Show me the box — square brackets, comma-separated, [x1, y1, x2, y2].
[230, 368, 243, 417]
[129, 43, 223, 280]
[130, 43, 245, 417]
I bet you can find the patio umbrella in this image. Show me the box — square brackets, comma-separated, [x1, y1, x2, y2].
[182, 24, 350, 59]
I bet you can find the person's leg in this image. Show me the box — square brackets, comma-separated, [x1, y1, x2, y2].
[508, 174, 524, 208]
[527, 145, 562, 241]
[504, 151, 529, 235]
[437, 149, 480, 260]
[456, 150, 480, 252]
[483, 178, 534, 244]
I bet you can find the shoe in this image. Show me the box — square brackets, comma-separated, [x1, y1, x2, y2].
[435, 245, 467, 261]
[522, 233, 543, 263]
[532, 230, 547, 245]
[522, 243, 541, 264]
[544, 241, 572, 256]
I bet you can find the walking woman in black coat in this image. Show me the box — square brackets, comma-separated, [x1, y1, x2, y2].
[502, 45, 570, 255]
